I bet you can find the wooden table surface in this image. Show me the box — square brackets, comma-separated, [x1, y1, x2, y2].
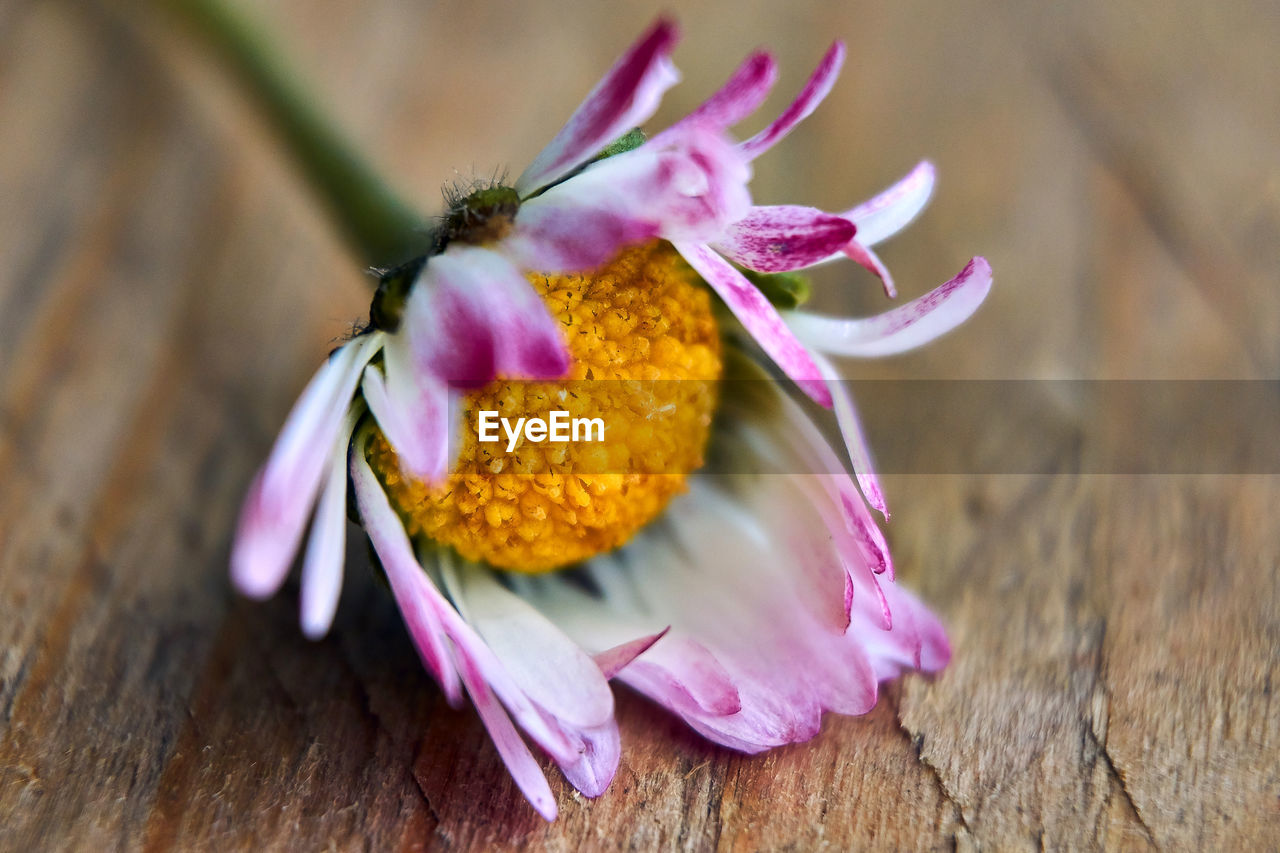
[2, 0, 1278, 849]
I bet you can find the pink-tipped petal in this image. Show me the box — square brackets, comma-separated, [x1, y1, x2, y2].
[761, 476, 857, 629]
[652, 51, 778, 144]
[353, 514, 582, 767]
[432, 561, 591, 766]
[231, 334, 382, 600]
[842, 160, 936, 246]
[350, 447, 463, 706]
[856, 576, 951, 680]
[674, 241, 831, 406]
[628, 484, 880, 747]
[404, 247, 571, 387]
[810, 351, 888, 518]
[867, 569, 894, 632]
[593, 629, 669, 679]
[513, 574, 742, 716]
[349, 535, 576, 759]
[513, 365, 948, 756]
[618, 656, 744, 718]
[515, 124, 752, 256]
[298, 410, 359, 639]
[515, 471, 942, 755]
[839, 488, 894, 580]
[516, 18, 681, 195]
[547, 718, 620, 798]
[740, 41, 845, 160]
[360, 336, 455, 483]
[842, 239, 897, 298]
[726, 372, 893, 579]
[504, 193, 660, 273]
[451, 569, 615, 730]
[787, 257, 993, 357]
[458, 661, 559, 821]
[714, 205, 856, 273]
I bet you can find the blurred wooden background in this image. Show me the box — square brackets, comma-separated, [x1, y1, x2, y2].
[2, 0, 1278, 849]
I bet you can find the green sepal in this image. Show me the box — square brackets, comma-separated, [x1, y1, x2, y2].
[522, 129, 649, 201]
[739, 269, 813, 309]
[595, 128, 647, 161]
[369, 255, 426, 332]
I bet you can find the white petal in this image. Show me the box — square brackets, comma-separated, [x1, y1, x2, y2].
[516, 19, 680, 194]
[740, 41, 845, 160]
[511, 124, 752, 263]
[842, 160, 936, 246]
[361, 334, 455, 483]
[517, 570, 742, 716]
[448, 566, 616, 729]
[625, 483, 879, 747]
[231, 333, 382, 599]
[786, 257, 993, 357]
[349, 440, 463, 705]
[298, 407, 360, 639]
[457, 659, 559, 821]
[403, 247, 570, 387]
[650, 50, 778, 144]
[809, 350, 889, 518]
[552, 719, 620, 799]
[722, 368, 894, 577]
[675, 241, 832, 406]
[511, 458, 938, 755]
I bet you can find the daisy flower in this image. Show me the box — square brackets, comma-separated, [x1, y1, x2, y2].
[230, 18, 991, 820]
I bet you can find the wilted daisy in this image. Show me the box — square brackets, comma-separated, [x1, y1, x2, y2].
[231, 18, 990, 820]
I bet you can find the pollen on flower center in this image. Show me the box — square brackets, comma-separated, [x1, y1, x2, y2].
[368, 242, 722, 572]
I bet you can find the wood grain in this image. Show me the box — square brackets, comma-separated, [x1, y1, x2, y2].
[2, 0, 1277, 849]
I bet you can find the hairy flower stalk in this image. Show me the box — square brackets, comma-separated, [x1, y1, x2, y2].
[217, 10, 993, 821]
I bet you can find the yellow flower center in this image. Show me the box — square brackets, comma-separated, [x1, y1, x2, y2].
[367, 241, 722, 573]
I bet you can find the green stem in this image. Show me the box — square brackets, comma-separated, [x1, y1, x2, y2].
[162, 0, 430, 268]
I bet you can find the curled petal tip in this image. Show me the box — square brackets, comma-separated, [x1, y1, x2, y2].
[649, 15, 681, 42]
[532, 795, 560, 822]
[654, 48, 778, 142]
[741, 37, 846, 160]
[300, 616, 330, 641]
[524, 340, 573, 381]
[516, 15, 683, 194]
[594, 628, 670, 679]
[843, 160, 938, 247]
[716, 205, 856, 273]
[788, 255, 993, 359]
[800, 377, 834, 409]
[229, 481, 290, 601]
[230, 564, 278, 601]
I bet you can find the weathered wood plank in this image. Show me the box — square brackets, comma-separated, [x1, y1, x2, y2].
[1, 0, 1277, 849]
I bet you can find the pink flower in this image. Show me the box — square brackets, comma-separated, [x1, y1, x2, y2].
[230, 18, 991, 820]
